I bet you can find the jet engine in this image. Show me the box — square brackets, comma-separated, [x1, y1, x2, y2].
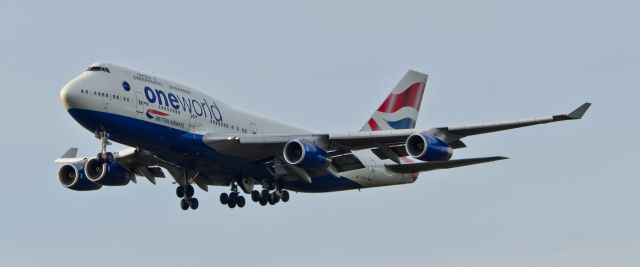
[405, 133, 453, 161]
[58, 163, 102, 191]
[283, 139, 331, 169]
[84, 158, 134, 186]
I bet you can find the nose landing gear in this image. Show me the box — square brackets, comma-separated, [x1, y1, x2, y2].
[94, 131, 114, 165]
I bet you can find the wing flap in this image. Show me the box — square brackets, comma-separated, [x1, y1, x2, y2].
[385, 156, 508, 173]
[331, 153, 366, 172]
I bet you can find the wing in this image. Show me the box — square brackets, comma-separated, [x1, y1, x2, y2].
[202, 102, 589, 183]
[204, 102, 591, 154]
[434, 102, 591, 142]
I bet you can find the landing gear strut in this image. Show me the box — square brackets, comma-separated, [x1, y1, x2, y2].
[95, 131, 114, 164]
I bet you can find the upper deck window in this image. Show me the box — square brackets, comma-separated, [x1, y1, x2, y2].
[86, 66, 110, 73]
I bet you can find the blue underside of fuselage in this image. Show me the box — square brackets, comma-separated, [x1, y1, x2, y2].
[66, 108, 361, 193]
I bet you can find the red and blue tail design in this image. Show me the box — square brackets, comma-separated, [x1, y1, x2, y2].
[361, 70, 428, 131]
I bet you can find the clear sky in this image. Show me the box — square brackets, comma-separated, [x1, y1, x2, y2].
[1, 1, 638, 266]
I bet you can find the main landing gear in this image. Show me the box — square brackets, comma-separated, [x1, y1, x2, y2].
[176, 184, 199, 210]
[250, 189, 290, 206]
[218, 180, 291, 208]
[251, 179, 290, 206]
[219, 182, 246, 209]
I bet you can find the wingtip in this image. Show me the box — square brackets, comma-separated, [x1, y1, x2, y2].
[568, 102, 592, 119]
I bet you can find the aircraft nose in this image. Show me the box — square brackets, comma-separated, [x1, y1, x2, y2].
[60, 79, 82, 110]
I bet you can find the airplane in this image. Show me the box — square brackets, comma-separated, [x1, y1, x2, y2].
[55, 63, 591, 210]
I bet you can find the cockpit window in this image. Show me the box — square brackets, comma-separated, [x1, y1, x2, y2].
[86, 66, 110, 73]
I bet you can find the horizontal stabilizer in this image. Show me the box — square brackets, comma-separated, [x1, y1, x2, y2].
[385, 156, 508, 173]
[60, 147, 78, 158]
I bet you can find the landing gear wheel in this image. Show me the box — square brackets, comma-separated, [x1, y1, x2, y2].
[259, 199, 268, 206]
[228, 198, 237, 208]
[228, 192, 238, 208]
[180, 198, 189, 210]
[185, 185, 195, 198]
[237, 196, 246, 208]
[251, 190, 261, 202]
[281, 190, 290, 202]
[189, 198, 199, 210]
[220, 192, 229, 205]
[176, 186, 185, 198]
[271, 192, 280, 204]
[260, 190, 269, 202]
[268, 196, 276, 205]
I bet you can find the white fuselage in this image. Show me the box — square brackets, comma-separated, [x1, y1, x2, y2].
[60, 63, 415, 192]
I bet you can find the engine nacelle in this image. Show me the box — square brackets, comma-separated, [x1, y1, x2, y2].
[283, 139, 331, 169]
[84, 158, 134, 186]
[58, 163, 102, 191]
[405, 133, 453, 161]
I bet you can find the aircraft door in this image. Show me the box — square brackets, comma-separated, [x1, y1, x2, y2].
[188, 114, 196, 132]
[135, 92, 145, 117]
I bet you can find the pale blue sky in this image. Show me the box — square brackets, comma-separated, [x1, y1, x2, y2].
[1, 1, 638, 266]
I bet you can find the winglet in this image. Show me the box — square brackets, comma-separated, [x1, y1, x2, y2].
[567, 102, 591, 119]
[60, 147, 78, 158]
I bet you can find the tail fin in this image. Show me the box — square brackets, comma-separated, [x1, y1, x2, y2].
[360, 70, 428, 131]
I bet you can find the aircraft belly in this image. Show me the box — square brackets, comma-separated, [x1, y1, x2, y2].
[284, 174, 361, 193]
[66, 108, 272, 178]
